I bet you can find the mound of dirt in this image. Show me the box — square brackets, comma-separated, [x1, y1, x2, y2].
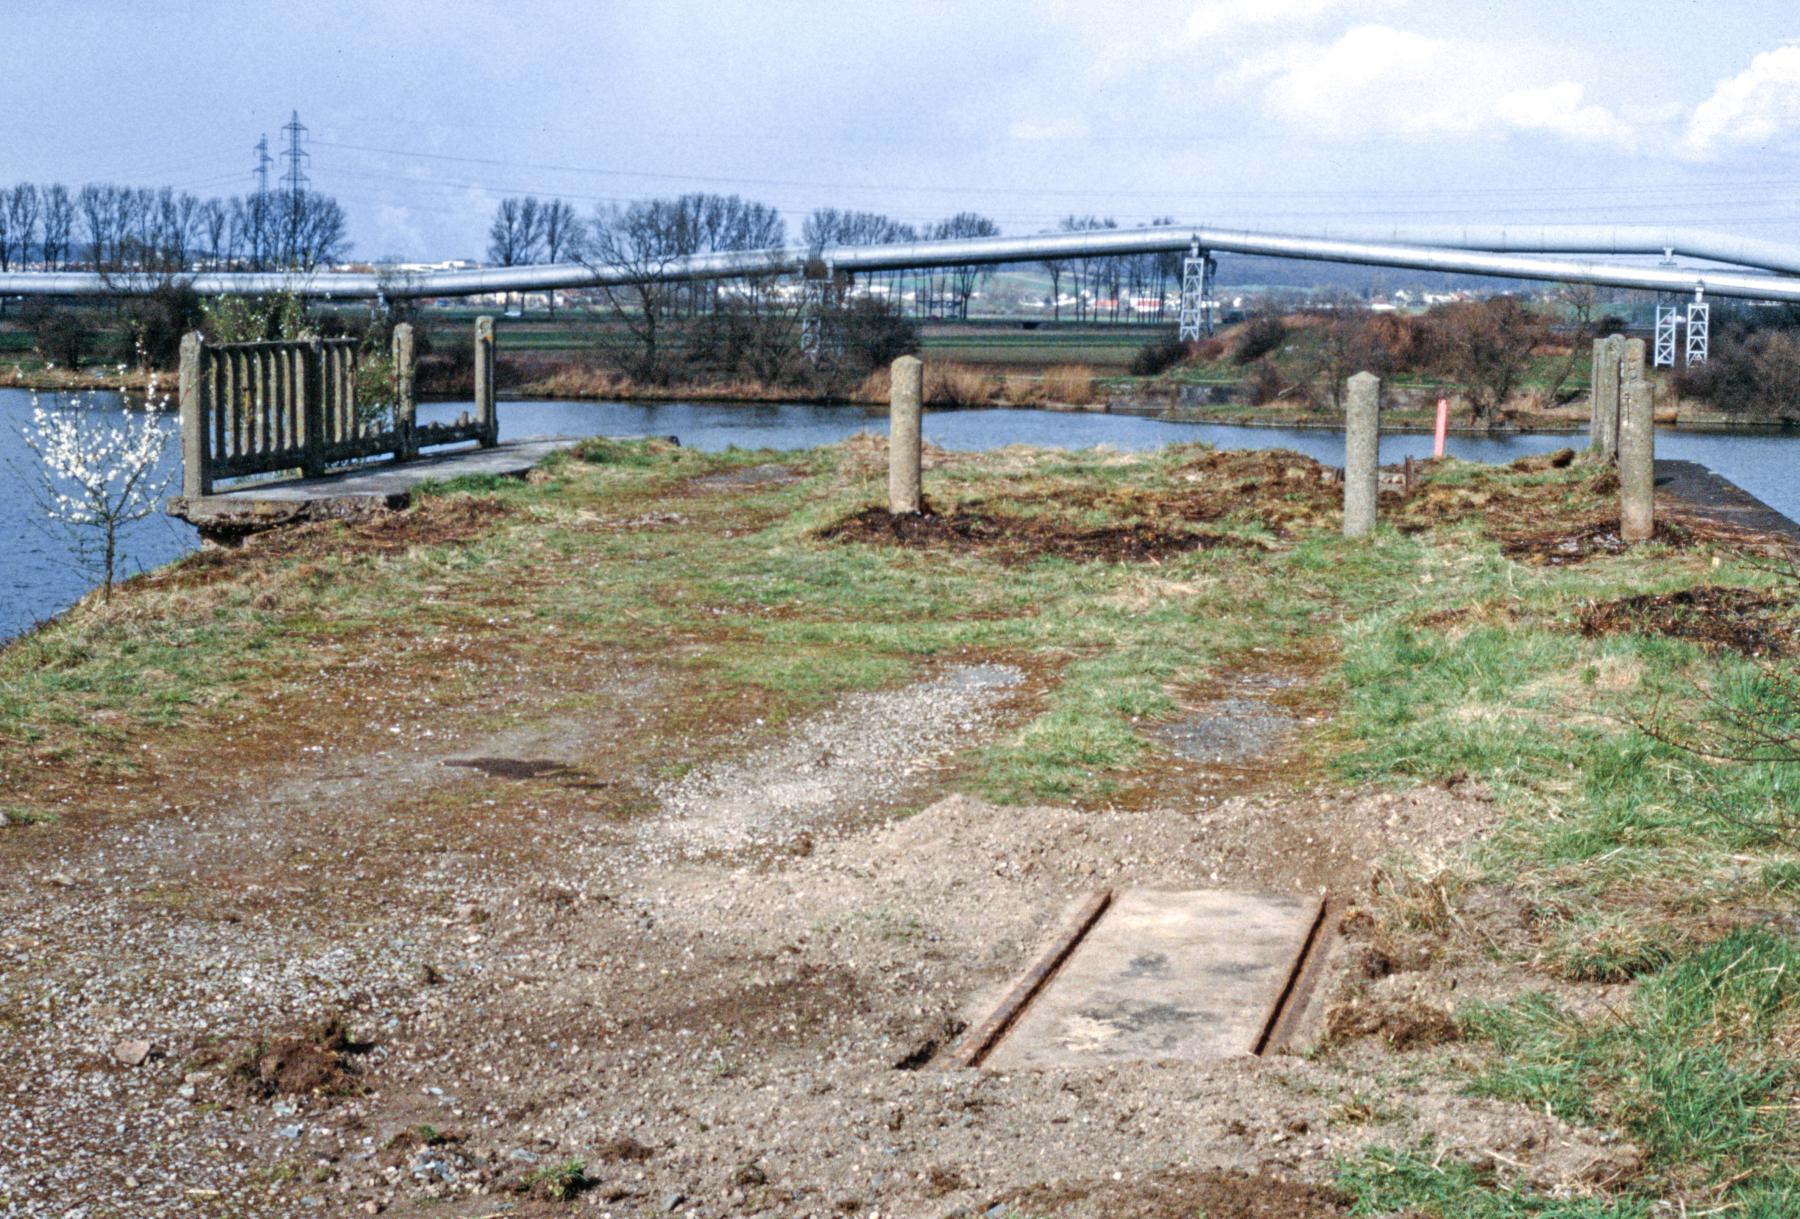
[1324, 997, 1461, 1050]
[1578, 585, 1799, 657]
[1507, 448, 1578, 473]
[818, 505, 1236, 564]
[1496, 517, 1692, 565]
[991, 1168, 1351, 1219]
[231, 1015, 367, 1097]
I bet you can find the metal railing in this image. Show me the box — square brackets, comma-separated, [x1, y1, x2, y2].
[176, 317, 498, 498]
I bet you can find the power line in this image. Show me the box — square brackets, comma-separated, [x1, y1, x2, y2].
[310, 136, 1800, 207]
[281, 110, 309, 199]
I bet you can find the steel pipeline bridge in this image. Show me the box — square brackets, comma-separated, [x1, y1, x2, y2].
[7, 221, 1800, 366]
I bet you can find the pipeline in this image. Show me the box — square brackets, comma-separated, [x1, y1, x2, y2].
[2, 223, 1799, 303]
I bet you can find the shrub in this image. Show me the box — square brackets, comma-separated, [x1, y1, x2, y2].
[21, 299, 90, 368]
[1422, 297, 1549, 426]
[1245, 359, 1284, 405]
[118, 282, 204, 368]
[1129, 336, 1189, 377]
[1232, 314, 1288, 365]
[924, 361, 998, 407]
[836, 296, 918, 374]
[1674, 326, 1800, 423]
[1041, 364, 1097, 404]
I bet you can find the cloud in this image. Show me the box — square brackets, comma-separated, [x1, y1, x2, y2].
[1495, 82, 1637, 148]
[1230, 24, 1636, 148]
[1184, 0, 1403, 41]
[1684, 44, 1800, 158]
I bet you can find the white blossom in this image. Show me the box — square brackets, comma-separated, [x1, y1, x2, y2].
[18, 368, 176, 599]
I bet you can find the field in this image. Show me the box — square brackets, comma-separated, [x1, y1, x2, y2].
[1, 435, 1797, 1217]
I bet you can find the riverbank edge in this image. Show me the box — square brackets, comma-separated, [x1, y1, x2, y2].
[9, 367, 1793, 437]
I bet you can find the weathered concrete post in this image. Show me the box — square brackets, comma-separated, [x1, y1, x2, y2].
[302, 338, 326, 478]
[1618, 367, 1655, 542]
[1590, 334, 1623, 458]
[177, 331, 209, 498]
[888, 354, 923, 515]
[392, 322, 417, 461]
[1623, 335, 1647, 384]
[1343, 371, 1380, 539]
[473, 316, 498, 448]
[1588, 337, 1605, 450]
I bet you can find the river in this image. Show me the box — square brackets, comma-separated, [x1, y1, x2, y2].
[3, 387, 1796, 641]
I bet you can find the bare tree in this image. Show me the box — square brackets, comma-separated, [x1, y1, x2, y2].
[197, 198, 228, 267]
[930, 212, 999, 319]
[584, 198, 692, 379]
[539, 199, 583, 263]
[487, 197, 540, 267]
[40, 185, 73, 270]
[78, 184, 113, 270]
[1427, 297, 1549, 426]
[584, 193, 786, 379]
[1, 184, 41, 271]
[284, 193, 348, 270]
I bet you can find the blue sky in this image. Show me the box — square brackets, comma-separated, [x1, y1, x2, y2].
[4, 0, 1798, 260]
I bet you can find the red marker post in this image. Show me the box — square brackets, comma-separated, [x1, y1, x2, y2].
[1432, 397, 1449, 459]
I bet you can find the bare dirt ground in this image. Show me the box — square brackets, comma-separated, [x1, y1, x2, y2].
[0, 622, 1642, 1219]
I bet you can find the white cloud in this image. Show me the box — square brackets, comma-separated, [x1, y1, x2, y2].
[1684, 44, 1800, 157]
[1230, 24, 1637, 148]
[1184, 0, 1403, 41]
[1495, 82, 1638, 148]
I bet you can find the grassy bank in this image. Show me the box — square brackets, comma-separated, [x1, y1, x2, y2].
[3, 436, 1797, 1215]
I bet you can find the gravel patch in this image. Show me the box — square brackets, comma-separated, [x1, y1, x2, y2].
[654, 663, 1022, 856]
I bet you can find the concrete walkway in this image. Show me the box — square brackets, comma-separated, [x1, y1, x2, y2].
[1656, 458, 1800, 543]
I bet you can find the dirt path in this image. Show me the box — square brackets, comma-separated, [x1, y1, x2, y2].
[0, 651, 1633, 1219]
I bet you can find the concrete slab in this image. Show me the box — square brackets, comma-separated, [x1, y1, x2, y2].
[982, 889, 1323, 1069]
[1656, 459, 1800, 544]
[166, 436, 583, 539]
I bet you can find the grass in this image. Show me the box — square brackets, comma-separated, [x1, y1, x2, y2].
[2, 436, 1796, 1213]
[524, 1158, 590, 1201]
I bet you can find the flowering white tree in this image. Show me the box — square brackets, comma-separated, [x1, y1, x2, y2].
[19, 369, 175, 600]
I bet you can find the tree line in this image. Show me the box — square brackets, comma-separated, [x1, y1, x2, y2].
[0, 180, 349, 275]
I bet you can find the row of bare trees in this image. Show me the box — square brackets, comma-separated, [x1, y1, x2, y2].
[0, 180, 349, 275]
[1039, 216, 1181, 323]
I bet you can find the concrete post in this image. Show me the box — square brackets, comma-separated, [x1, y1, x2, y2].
[1591, 334, 1623, 459]
[1619, 369, 1655, 543]
[302, 339, 326, 478]
[888, 354, 923, 515]
[1622, 335, 1647, 387]
[177, 331, 209, 498]
[473, 316, 498, 448]
[1343, 371, 1380, 539]
[1598, 336, 1612, 451]
[392, 322, 417, 461]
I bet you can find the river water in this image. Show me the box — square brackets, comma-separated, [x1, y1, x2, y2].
[3, 386, 1795, 641]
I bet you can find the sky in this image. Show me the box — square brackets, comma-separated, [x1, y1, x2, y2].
[5, 0, 1800, 263]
